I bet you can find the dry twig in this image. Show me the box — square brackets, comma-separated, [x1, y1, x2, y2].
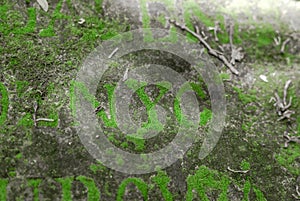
[281, 38, 291, 53]
[108, 47, 119, 59]
[269, 80, 294, 121]
[229, 22, 244, 65]
[201, 30, 208, 40]
[227, 166, 249, 174]
[36, 118, 54, 122]
[269, 80, 299, 148]
[283, 132, 300, 148]
[94, 104, 103, 114]
[122, 68, 129, 81]
[169, 19, 239, 75]
[274, 36, 281, 46]
[33, 101, 38, 127]
[292, 185, 300, 200]
[32, 100, 54, 126]
[194, 25, 200, 35]
[208, 21, 221, 42]
[283, 80, 292, 106]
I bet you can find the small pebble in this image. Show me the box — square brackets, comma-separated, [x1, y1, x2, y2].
[259, 74, 268, 82]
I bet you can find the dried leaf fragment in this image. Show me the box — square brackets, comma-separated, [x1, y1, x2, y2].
[37, 0, 48, 12]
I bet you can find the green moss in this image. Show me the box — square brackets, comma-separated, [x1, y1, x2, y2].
[13, 7, 36, 34]
[94, 0, 103, 13]
[297, 117, 300, 135]
[16, 80, 29, 98]
[15, 152, 23, 159]
[186, 165, 230, 201]
[104, 182, 112, 196]
[253, 186, 267, 201]
[67, 10, 124, 41]
[27, 179, 42, 201]
[0, 5, 9, 34]
[151, 170, 173, 201]
[199, 107, 212, 126]
[89, 162, 106, 174]
[76, 176, 101, 201]
[233, 86, 257, 104]
[107, 132, 121, 144]
[0, 5, 17, 35]
[120, 141, 129, 149]
[242, 123, 247, 131]
[56, 177, 74, 201]
[0, 82, 9, 126]
[157, 14, 167, 26]
[242, 120, 255, 132]
[8, 171, 16, 177]
[81, 30, 98, 41]
[173, 97, 182, 122]
[238, 24, 278, 60]
[0, 0, 295, 200]
[97, 84, 117, 127]
[70, 81, 117, 127]
[39, 0, 65, 37]
[17, 113, 34, 127]
[37, 107, 59, 127]
[190, 82, 206, 99]
[126, 135, 145, 151]
[0, 178, 8, 201]
[219, 73, 230, 80]
[288, 84, 300, 113]
[183, 0, 213, 42]
[275, 143, 300, 175]
[124, 79, 170, 143]
[242, 180, 251, 201]
[240, 160, 250, 171]
[116, 177, 148, 201]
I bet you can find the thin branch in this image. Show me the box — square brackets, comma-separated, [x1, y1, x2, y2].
[36, 118, 54, 122]
[227, 166, 249, 174]
[283, 80, 292, 106]
[169, 19, 239, 75]
[94, 105, 103, 114]
[194, 25, 200, 35]
[32, 100, 55, 126]
[281, 38, 290, 53]
[208, 21, 221, 42]
[278, 110, 295, 121]
[292, 185, 300, 199]
[33, 101, 38, 127]
[274, 92, 284, 110]
[274, 36, 281, 46]
[122, 68, 129, 81]
[283, 132, 300, 148]
[201, 31, 208, 40]
[108, 47, 119, 59]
